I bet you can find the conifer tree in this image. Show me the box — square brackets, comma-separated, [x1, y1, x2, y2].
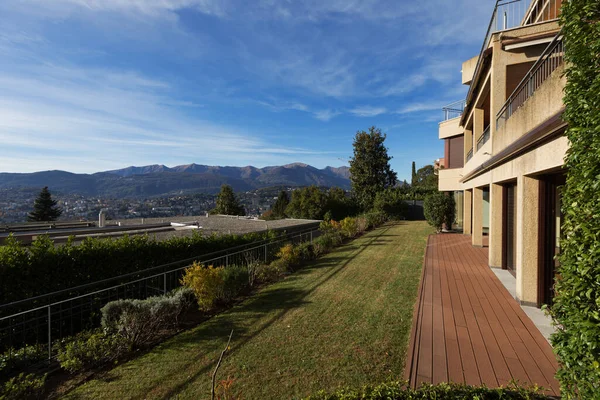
[349, 126, 397, 209]
[28, 186, 62, 222]
[271, 190, 289, 218]
[213, 184, 245, 216]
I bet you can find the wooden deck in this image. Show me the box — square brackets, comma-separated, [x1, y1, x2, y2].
[404, 234, 560, 396]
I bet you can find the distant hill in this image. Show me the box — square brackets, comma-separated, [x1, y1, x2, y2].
[0, 163, 351, 197]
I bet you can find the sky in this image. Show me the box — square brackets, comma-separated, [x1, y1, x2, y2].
[0, 0, 493, 182]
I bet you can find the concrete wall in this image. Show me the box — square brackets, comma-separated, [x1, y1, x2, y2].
[439, 117, 463, 139]
[462, 55, 478, 85]
[439, 168, 464, 191]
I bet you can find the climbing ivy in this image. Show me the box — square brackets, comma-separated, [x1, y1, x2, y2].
[550, 1, 600, 398]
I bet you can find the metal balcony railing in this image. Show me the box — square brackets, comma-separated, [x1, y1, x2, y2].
[463, 0, 561, 123]
[477, 125, 491, 151]
[496, 33, 564, 130]
[466, 148, 474, 162]
[442, 100, 466, 121]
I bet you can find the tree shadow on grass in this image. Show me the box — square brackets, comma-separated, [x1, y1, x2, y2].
[70, 225, 394, 399]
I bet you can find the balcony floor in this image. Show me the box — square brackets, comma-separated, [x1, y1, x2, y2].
[404, 234, 560, 396]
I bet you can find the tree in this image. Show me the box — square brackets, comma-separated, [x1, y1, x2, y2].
[285, 186, 328, 220]
[349, 127, 397, 209]
[373, 188, 408, 220]
[28, 187, 62, 222]
[412, 164, 438, 191]
[212, 185, 245, 216]
[271, 190, 289, 219]
[411, 161, 417, 186]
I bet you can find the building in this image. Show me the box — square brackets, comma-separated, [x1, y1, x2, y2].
[438, 0, 565, 308]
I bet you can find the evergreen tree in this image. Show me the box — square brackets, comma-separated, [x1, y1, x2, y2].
[411, 161, 417, 186]
[412, 164, 438, 191]
[271, 190, 289, 218]
[28, 187, 62, 222]
[349, 126, 397, 209]
[213, 184, 245, 216]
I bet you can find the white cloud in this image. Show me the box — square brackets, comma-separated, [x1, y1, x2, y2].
[349, 106, 387, 117]
[313, 109, 341, 122]
[396, 102, 442, 114]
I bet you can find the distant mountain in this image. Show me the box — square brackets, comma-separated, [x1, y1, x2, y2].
[0, 163, 351, 198]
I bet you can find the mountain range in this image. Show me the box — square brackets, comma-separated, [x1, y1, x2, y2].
[0, 163, 351, 198]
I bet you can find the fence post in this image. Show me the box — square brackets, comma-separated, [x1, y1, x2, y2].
[264, 243, 268, 263]
[47, 305, 52, 361]
[310, 231, 313, 243]
[226, 254, 229, 268]
[163, 272, 167, 295]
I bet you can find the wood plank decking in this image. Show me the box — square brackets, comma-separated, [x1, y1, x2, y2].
[404, 234, 560, 396]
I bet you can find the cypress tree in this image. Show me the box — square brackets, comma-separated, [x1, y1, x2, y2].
[28, 186, 62, 222]
[411, 161, 417, 186]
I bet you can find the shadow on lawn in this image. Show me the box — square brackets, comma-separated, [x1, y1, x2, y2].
[78, 225, 394, 399]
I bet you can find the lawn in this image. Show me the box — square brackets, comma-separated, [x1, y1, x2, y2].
[65, 221, 432, 400]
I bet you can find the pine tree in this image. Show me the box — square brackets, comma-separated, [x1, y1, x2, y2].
[28, 187, 62, 222]
[213, 184, 245, 216]
[271, 190, 289, 218]
[349, 126, 397, 210]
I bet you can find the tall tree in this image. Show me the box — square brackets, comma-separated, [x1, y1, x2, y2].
[412, 164, 438, 191]
[411, 161, 417, 186]
[271, 190, 289, 218]
[213, 184, 245, 216]
[349, 126, 397, 209]
[28, 187, 62, 222]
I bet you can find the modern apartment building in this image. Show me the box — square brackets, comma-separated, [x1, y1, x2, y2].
[438, 0, 565, 307]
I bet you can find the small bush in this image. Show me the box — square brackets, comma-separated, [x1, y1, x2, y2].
[423, 192, 455, 233]
[276, 244, 300, 271]
[0, 372, 46, 400]
[55, 329, 127, 373]
[180, 263, 225, 311]
[296, 242, 315, 262]
[355, 216, 368, 234]
[100, 289, 191, 347]
[363, 212, 387, 230]
[340, 217, 358, 238]
[255, 261, 285, 283]
[221, 265, 250, 302]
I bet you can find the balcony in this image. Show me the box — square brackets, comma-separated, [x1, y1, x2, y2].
[463, 0, 561, 124]
[442, 100, 465, 122]
[476, 125, 491, 151]
[466, 148, 473, 162]
[496, 34, 564, 130]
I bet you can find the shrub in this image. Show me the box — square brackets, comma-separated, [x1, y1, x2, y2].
[340, 217, 358, 238]
[0, 345, 46, 379]
[100, 289, 192, 347]
[55, 329, 127, 373]
[276, 244, 300, 270]
[221, 265, 250, 302]
[305, 381, 552, 400]
[355, 216, 368, 234]
[295, 242, 315, 262]
[255, 261, 285, 284]
[423, 193, 455, 233]
[362, 212, 387, 230]
[550, 1, 600, 397]
[180, 263, 225, 311]
[0, 372, 46, 400]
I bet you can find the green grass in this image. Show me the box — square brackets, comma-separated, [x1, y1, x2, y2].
[66, 221, 432, 400]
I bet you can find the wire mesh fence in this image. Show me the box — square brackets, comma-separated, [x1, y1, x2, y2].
[0, 227, 320, 371]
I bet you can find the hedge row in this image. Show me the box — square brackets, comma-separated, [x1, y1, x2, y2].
[0, 229, 276, 304]
[550, 1, 600, 398]
[306, 381, 552, 400]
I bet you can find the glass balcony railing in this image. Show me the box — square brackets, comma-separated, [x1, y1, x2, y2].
[476, 125, 491, 151]
[466, 148, 474, 162]
[442, 100, 466, 121]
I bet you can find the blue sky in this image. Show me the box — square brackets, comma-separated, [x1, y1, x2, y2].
[0, 0, 492, 182]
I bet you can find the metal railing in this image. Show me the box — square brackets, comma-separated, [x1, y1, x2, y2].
[477, 125, 491, 151]
[496, 33, 564, 130]
[466, 148, 474, 162]
[442, 100, 466, 121]
[463, 0, 560, 123]
[0, 227, 320, 369]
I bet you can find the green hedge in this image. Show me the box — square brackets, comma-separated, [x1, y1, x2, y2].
[306, 381, 551, 400]
[0, 230, 275, 304]
[550, 1, 600, 398]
